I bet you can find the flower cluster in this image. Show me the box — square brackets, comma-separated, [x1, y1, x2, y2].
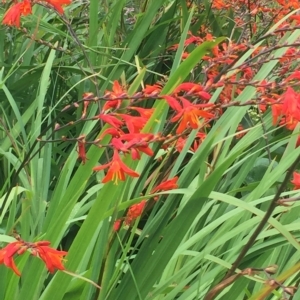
[72, 81, 216, 185]
[58, 76, 300, 187]
[2, 0, 71, 28]
[0, 239, 67, 276]
[47, 15, 300, 224]
[208, 0, 300, 25]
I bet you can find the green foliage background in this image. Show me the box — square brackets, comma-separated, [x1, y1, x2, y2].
[0, 1, 300, 299]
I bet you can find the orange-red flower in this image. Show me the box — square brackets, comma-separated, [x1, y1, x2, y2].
[212, 0, 230, 9]
[291, 172, 300, 190]
[113, 219, 122, 232]
[31, 243, 67, 273]
[165, 96, 215, 134]
[95, 113, 123, 128]
[286, 70, 300, 82]
[282, 87, 300, 123]
[77, 139, 87, 165]
[271, 102, 283, 125]
[117, 114, 148, 133]
[0, 241, 25, 276]
[192, 131, 207, 152]
[142, 84, 161, 96]
[103, 81, 127, 111]
[151, 177, 178, 193]
[0, 239, 67, 275]
[174, 131, 206, 153]
[98, 127, 123, 140]
[124, 200, 146, 225]
[2, 0, 32, 28]
[81, 100, 90, 118]
[128, 143, 153, 160]
[93, 150, 140, 184]
[119, 133, 155, 160]
[43, 0, 71, 14]
[110, 137, 153, 160]
[110, 137, 129, 153]
[128, 106, 154, 119]
[173, 82, 211, 100]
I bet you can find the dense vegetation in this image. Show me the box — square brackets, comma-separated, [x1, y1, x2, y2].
[1, 0, 300, 299]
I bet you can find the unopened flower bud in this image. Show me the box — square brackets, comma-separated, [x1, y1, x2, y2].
[54, 123, 60, 131]
[265, 264, 278, 274]
[284, 286, 297, 295]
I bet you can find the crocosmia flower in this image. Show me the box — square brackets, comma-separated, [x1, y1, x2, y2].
[164, 96, 214, 134]
[151, 177, 179, 193]
[124, 200, 146, 225]
[0, 239, 67, 276]
[2, 0, 32, 28]
[93, 150, 139, 184]
[291, 172, 300, 190]
[31, 242, 68, 273]
[113, 219, 122, 232]
[0, 241, 25, 276]
[43, 0, 71, 14]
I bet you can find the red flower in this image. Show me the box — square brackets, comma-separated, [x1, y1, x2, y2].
[124, 200, 146, 225]
[181, 52, 189, 59]
[164, 95, 182, 111]
[31, 244, 67, 273]
[271, 102, 283, 125]
[118, 114, 147, 133]
[43, 0, 71, 14]
[192, 131, 207, 152]
[151, 177, 178, 193]
[110, 137, 128, 153]
[119, 133, 155, 160]
[98, 127, 123, 140]
[172, 104, 213, 133]
[212, 0, 230, 9]
[283, 116, 299, 130]
[77, 139, 87, 165]
[2, 0, 32, 28]
[291, 172, 300, 190]
[174, 83, 211, 100]
[286, 70, 300, 82]
[127, 142, 154, 160]
[93, 150, 139, 184]
[289, 15, 300, 25]
[110, 137, 153, 160]
[131, 144, 153, 160]
[129, 107, 154, 118]
[0, 239, 67, 275]
[142, 84, 161, 96]
[165, 96, 214, 134]
[113, 219, 122, 232]
[95, 113, 123, 128]
[282, 87, 300, 123]
[103, 81, 127, 111]
[120, 133, 154, 143]
[174, 131, 206, 153]
[0, 241, 25, 276]
[81, 100, 90, 118]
